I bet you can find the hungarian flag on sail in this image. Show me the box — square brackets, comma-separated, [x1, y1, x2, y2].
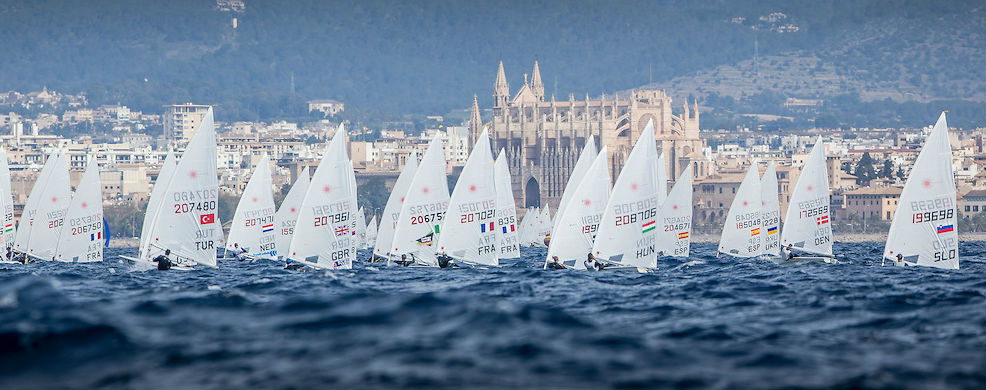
[262, 223, 274, 233]
[750, 228, 761, 236]
[937, 224, 954, 234]
[642, 220, 656, 234]
[3, 223, 12, 233]
[479, 221, 494, 233]
[678, 231, 689, 239]
[816, 215, 829, 225]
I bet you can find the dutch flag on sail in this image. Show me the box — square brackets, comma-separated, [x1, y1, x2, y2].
[262, 223, 274, 233]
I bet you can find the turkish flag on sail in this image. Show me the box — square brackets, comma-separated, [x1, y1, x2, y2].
[200, 213, 215, 224]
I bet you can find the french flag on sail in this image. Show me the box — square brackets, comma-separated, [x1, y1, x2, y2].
[937, 224, 954, 234]
[501, 224, 515, 234]
[90, 232, 102, 241]
[480, 222, 494, 233]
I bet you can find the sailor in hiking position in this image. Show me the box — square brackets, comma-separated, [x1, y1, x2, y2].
[547, 256, 567, 270]
[229, 243, 249, 261]
[153, 249, 173, 271]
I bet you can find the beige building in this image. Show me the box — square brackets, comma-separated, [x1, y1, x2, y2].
[840, 187, 902, 221]
[307, 99, 345, 116]
[473, 61, 710, 208]
[164, 103, 211, 141]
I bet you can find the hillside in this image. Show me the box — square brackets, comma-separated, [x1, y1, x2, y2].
[0, 0, 982, 127]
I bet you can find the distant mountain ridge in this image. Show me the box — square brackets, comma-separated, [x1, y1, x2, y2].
[0, 0, 981, 127]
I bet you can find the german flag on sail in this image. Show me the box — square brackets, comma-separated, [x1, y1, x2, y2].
[678, 231, 689, 239]
[767, 226, 778, 235]
[642, 220, 656, 234]
[750, 228, 761, 236]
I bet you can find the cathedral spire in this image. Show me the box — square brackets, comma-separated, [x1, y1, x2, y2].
[469, 94, 482, 148]
[531, 60, 544, 101]
[494, 61, 509, 109]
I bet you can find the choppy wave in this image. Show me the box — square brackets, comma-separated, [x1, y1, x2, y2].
[0, 241, 983, 389]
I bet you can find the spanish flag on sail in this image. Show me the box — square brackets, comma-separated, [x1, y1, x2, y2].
[750, 228, 761, 236]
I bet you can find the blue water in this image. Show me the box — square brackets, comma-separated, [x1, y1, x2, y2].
[0, 242, 983, 389]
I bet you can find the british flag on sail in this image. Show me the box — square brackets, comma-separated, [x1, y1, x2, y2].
[334, 226, 349, 237]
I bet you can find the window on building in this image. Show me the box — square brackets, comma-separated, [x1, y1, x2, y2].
[966, 206, 971, 212]
[886, 211, 891, 219]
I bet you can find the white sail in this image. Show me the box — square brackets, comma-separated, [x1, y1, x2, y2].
[346, 159, 359, 264]
[226, 154, 277, 259]
[17, 153, 71, 260]
[355, 206, 368, 249]
[517, 208, 533, 246]
[591, 124, 660, 269]
[55, 159, 103, 262]
[884, 113, 958, 269]
[545, 147, 610, 269]
[390, 134, 449, 265]
[494, 149, 521, 259]
[0, 147, 15, 248]
[656, 152, 669, 205]
[718, 163, 763, 258]
[760, 162, 781, 258]
[14, 153, 60, 254]
[658, 166, 693, 257]
[139, 150, 177, 260]
[366, 215, 378, 247]
[142, 108, 223, 268]
[781, 137, 833, 257]
[274, 170, 309, 259]
[537, 206, 552, 246]
[373, 151, 419, 259]
[286, 124, 357, 269]
[435, 129, 498, 266]
[552, 137, 597, 234]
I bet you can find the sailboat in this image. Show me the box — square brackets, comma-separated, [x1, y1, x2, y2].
[54, 159, 103, 262]
[128, 107, 223, 269]
[434, 129, 498, 266]
[366, 215, 378, 248]
[494, 149, 520, 259]
[883, 112, 958, 269]
[760, 162, 781, 258]
[286, 124, 357, 269]
[519, 207, 538, 246]
[138, 150, 177, 260]
[545, 147, 610, 269]
[225, 154, 277, 260]
[274, 170, 309, 260]
[718, 162, 763, 258]
[0, 147, 15, 252]
[552, 138, 597, 235]
[780, 136, 834, 261]
[14, 153, 71, 261]
[373, 151, 419, 261]
[355, 206, 368, 249]
[658, 166, 693, 257]
[538, 206, 552, 246]
[390, 133, 450, 266]
[591, 123, 660, 270]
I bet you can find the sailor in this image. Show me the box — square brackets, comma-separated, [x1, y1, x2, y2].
[4, 247, 10, 262]
[584, 253, 596, 270]
[543, 237, 550, 247]
[395, 254, 413, 267]
[437, 253, 454, 269]
[784, 244, 796, 261]
[547, 256, 567, 270]
[588, 253, 607, 271]
[895, 253, 906, 266]
[229, 243, 249, 261]
[153, 249, 173, 271]
[284, 258, 305, 271]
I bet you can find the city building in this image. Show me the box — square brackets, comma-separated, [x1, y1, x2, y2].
[307, 99, 345, 116]
[164, 103, 211, 141]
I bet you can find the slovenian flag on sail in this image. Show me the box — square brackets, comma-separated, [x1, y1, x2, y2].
[767, 226, 778, 235]
[642, 220, 656, 234]
[480, 222, 494, 233]
[937, 224, 954, 234]
[262, 223, 274, 233]
[750, 228, 761, 236]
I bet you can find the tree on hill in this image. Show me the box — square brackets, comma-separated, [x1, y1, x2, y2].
[854, 152, 877, 184]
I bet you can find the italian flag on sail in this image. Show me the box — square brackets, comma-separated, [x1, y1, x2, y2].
[642, 220, 656, 234]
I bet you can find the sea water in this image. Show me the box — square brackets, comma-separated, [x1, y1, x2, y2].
[0, 241, 983, 389]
